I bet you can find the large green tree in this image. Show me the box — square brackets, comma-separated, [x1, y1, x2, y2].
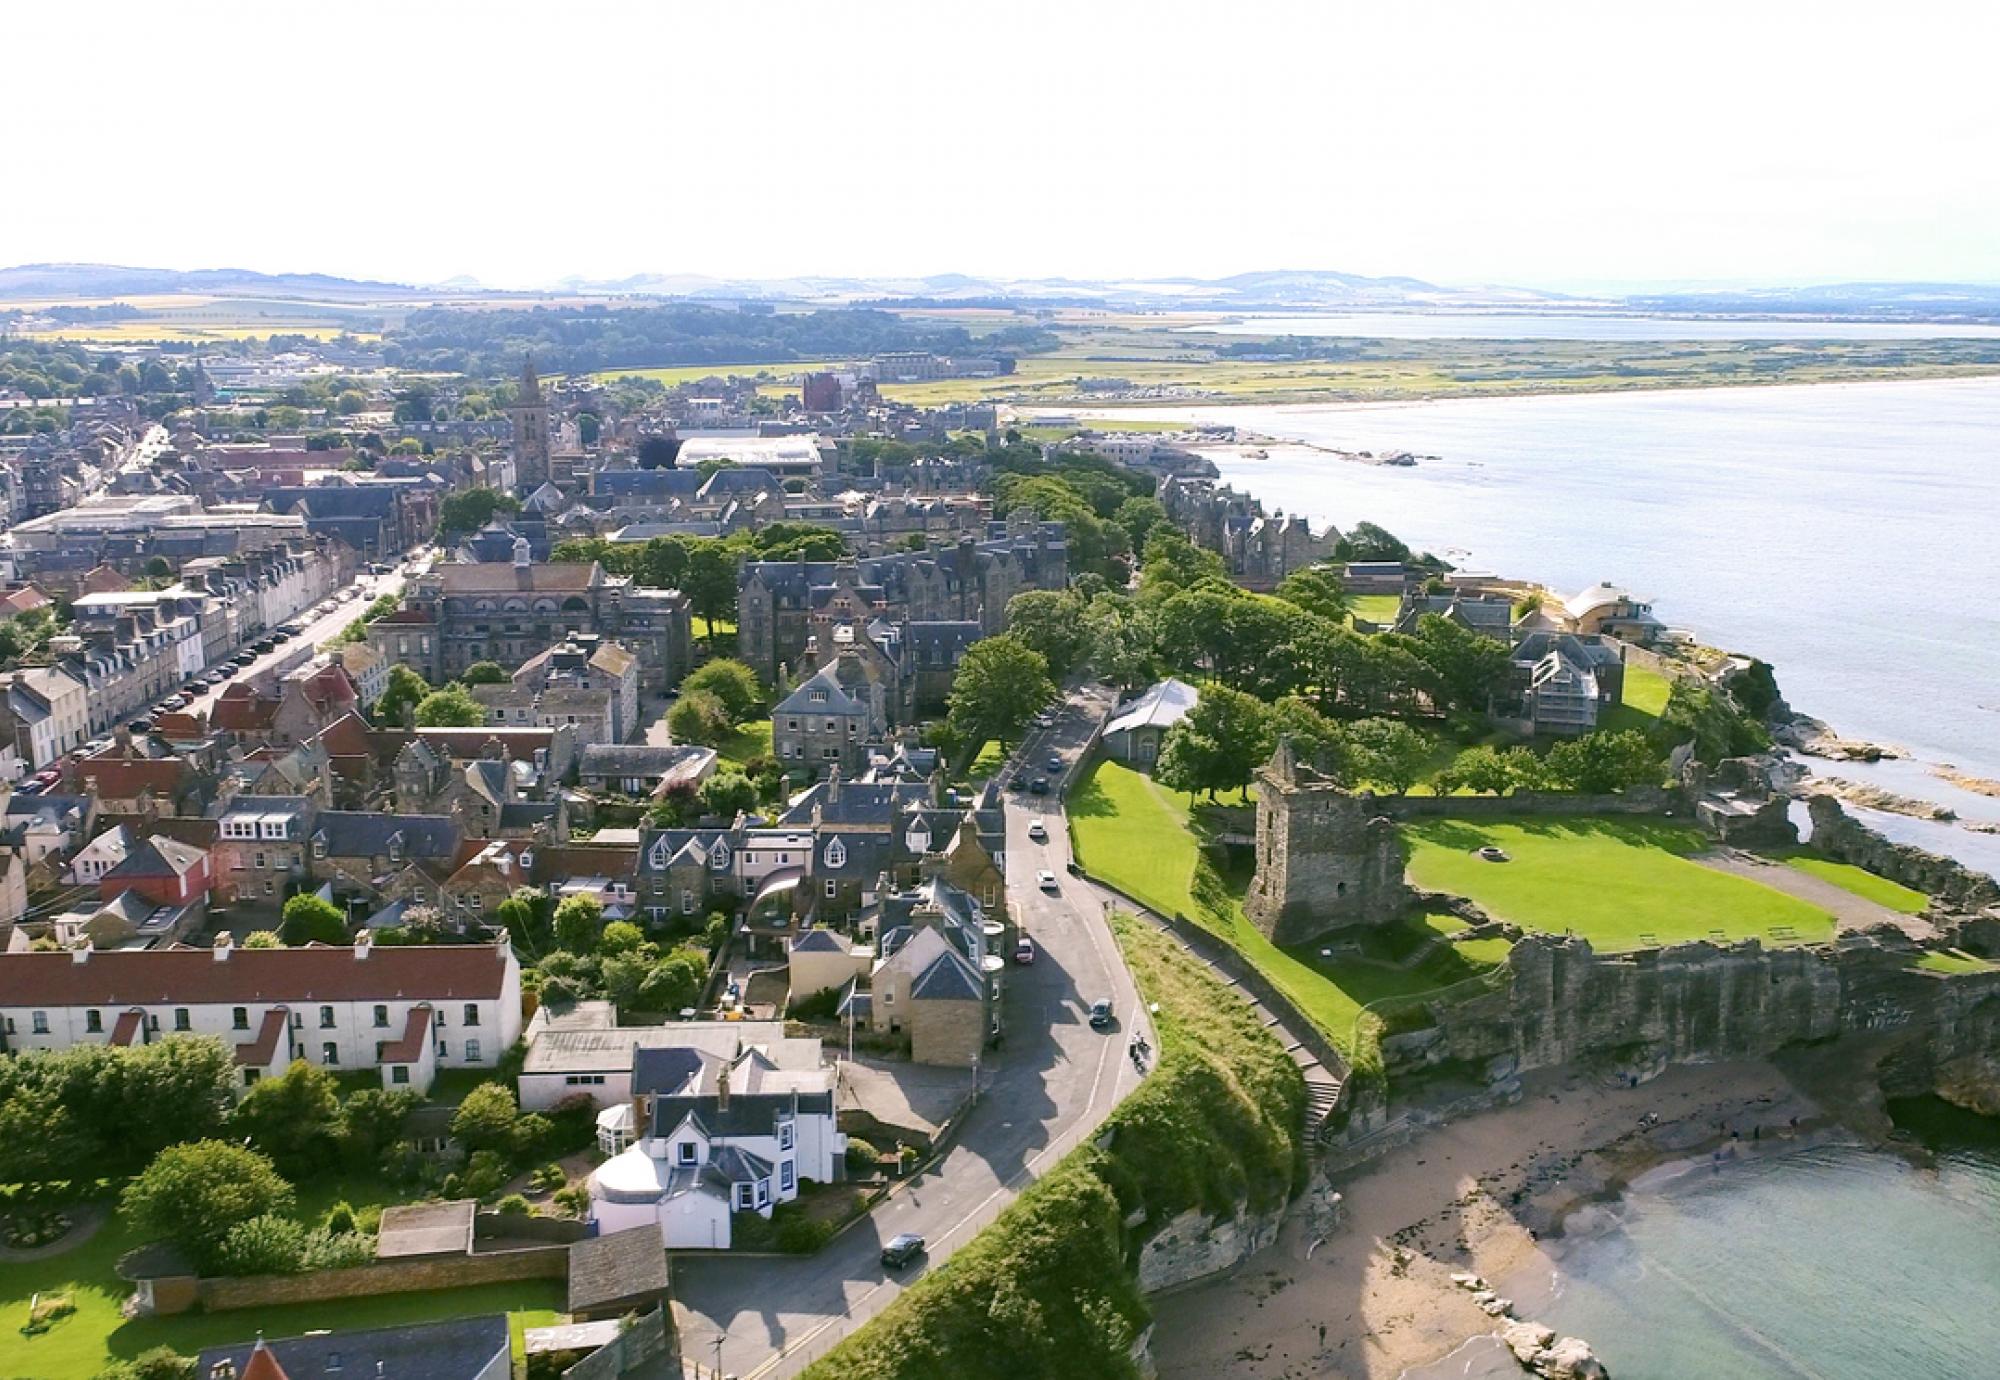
[436, 486, 520, 536]
[679, 659, 764, 722]
[1154, 684, 1274, 800]
[374, 664, 429, 727]
[1004, 590, 1089, 678]
[1345, 717, 1438, 795]
[414, 683, 486, 727]
[946, 634, 1056, 750]
[280, 892, 347, 946]
[231, 1060, 341, 1173]
[1409, 614, 1512, 714]
[121, 1140, 295, 1269]
[553, 895, 605, 954]
[1274, 566, 1351, 623]
[682, 542, 741, 641]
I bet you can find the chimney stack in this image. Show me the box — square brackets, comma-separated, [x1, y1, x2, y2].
[213, 932, 233, 962]
[71, 940, 91, 964]
[353, 929, 372, 959]
[717, 1060, 731, 1112]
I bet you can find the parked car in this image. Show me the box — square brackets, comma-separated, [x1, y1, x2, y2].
[1014, 936, 1036, 965]
[881, 1233, 926, 1269]
[233, 652, 257, 667]
[1036, 869, 1058, 891]
[1026, 818, 1047, 842]
[160, 694, 187, 711]
[215, 664, 238, 679]
[13, 781, 42, 797]
[1089, 999, 1114, 1030]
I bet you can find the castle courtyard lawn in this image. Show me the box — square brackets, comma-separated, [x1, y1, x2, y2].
[1068, 759, 1502, 1055]
[0, 1175, 563, 1376]
[1403, 816, 1836, 951]
[1780, 854, 1929, 914]
[1597, 660, 1674, 734]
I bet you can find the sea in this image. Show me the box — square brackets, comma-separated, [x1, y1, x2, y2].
[1181, 311, 2000, 341]
[1410, 1105, 2000, 1380]
[1077, 375, 2000, 872]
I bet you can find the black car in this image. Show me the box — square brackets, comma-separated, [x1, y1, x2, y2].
[1029, 777, 1049, 795]
[881, 1233, 926, 1269]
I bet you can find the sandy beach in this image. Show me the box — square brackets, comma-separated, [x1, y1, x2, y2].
[1148, 1061, 1835, 1380]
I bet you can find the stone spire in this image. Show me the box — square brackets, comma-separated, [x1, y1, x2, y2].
[519, 353, 543, 404]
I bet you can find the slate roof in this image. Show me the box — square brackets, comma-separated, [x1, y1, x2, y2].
[777, 779, 929, 828]
[911, 948, 984, 1001]
[566, 1225, 669, 1316]
[312, 811, 462, 860]
[591, 469, 706, 499]
[0, 943, 513, 1006]
[579, 743, 714, 780]
[102, 835, 206, 881]
[196, 1316, 510, 1380]
[432, 562, 599, 594]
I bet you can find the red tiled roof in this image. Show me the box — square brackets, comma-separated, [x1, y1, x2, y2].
[214, 688, 281, 732]
[243, 1340, 292, 1380]
[235, 1006, 290, 1067]
[314, 712, 374, 758]
[0, 943, 512, 1007]
[378, 1004, 432, 1063]
[71, 758, 189, 801]
[299, 665, 359, 715]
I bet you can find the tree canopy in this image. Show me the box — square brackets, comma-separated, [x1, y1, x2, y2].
[946, 634, 1056, 749]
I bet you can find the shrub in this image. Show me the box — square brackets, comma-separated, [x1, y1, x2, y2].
[774, 1206, 836, 1255]
[214, 1213, 309, 1276]
[546, 1094, 599, 1156]
[495, 1193, 532, 1216]
[241, 930, 283, 949]
[533, 1163, 569, 1192]
[790, 986, 842, 1021]
[600, 920, 645, 954]
[511, 1112, 555, 1162]
[450, 1083, 521, 1155]
[844, 1143, 881, 1176]
[552, 1184, 591, 1219]
[120, 1140, 295, 1271]
[299, 1229, 374, 1270]
[321, 1200, 358, 1236]
[95, 1346, 195, 1380]
[460, 1149, 509, 1199]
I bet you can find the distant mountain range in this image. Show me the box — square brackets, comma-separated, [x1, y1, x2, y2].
[3, 262, 1996, 320]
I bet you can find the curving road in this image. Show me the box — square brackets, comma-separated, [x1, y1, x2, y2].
[674, 681, 1149, 1378]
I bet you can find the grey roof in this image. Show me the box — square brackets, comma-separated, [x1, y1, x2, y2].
[579, 743, 713, 778]
[631, 1045, 708, 1096]
[567, 1226, 669, 1315]
[1511, 630, 1624, 669]
[778, 779, 929, 827]
[500, 801, 560, 829]
[196, 1316, 508, 1380]
[592, 468, 706, 499]
[706, 1143, 775, 1186]
[790, 928, 849, 953]
[311, 810, 462, 859]
[911, 948, 985, 1002]
[774, 664, 867, 717]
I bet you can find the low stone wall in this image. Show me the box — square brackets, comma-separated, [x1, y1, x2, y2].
[194, 1243, 567, 1312]
[1375, 784, 1686, 820]
[562, 1307, 671, 1380]
[474, 1212, 589, 1245]
[1806, 794, 2000, 911]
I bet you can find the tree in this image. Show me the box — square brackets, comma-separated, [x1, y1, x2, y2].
[638, 946, 709, 1014]
[682, 542, 740, 640]
[1139, 528, 1226, 599]
[1270, 695, 1348, 779]
[667, 689, 730, 745]
[1333, 521, 1414, 564]
[1409, 614, 1512, 714]
[599, 920, 645, 955]
[494, 887, 554, 957]
[121, 1140, 295, 1269]
[0, 1080, 90, 1187]
[637, 435, 680, 469]
[281, 892, 347, 946]
[335, 1087, 419, 1166]
[414, 684, 485, 727]
[231, 1061, 341, 1173]
[1113, 495, 1169, 553]
[1275, 566, 1351, 623]
[375, 664, 429, 727]
[1544, 729, 1664, 793]
[436, 487, 521, 536]
[1078, 595, 1157, 689]
[450, 1083, 521, 1156]
[553, 894, 605, 954]
[1345, 718, 1437, 795]
[94, 1345, 197, 1380]
[576, 411, 600, 445]
[946, 635, 1056, 750]
[214, 1213, 309, 1276]
[679, 659, 764, 722]
[335, 388, 368, 415]
[460, 661, 509, 686]
[698, 769, 758, 819]
[1446, 744, 1522, 796]
[1004, 589, 1089, 678]
[1154, 685, 1274, 800]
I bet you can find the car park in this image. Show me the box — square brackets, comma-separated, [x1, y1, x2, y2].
[1089, 999, 1114, 1029]
[881, 1233, 926, 1269]
[1026, 818, 1047, 842]
[1014, 936, 1035, 964]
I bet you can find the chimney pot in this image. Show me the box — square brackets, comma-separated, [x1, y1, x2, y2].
[353, 929, 372, 958]
[213, 933, 233, 961]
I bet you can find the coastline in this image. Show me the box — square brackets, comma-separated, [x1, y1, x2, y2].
[1148, 1061, 1844, 1380]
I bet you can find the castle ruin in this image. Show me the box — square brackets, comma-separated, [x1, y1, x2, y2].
[1244, 740, 1408, 945]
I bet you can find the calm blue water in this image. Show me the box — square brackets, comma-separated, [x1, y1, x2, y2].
[1183, 312, 2000, 341]
[1084, 378, 2000, 864]
[1507, 1142, 2000, 1379]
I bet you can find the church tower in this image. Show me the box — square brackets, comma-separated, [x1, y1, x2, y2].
[508, 355, 552, 492]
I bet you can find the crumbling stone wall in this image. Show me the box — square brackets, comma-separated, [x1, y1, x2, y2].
[1244, 742, 1407, 945]
[1807, 795, 2000, 911]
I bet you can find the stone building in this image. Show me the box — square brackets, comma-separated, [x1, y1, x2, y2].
[508, 357, 552, 493]
[1243, 740, 1408, 946]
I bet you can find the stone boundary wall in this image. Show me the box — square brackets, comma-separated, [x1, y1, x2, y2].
[195, 1242, 568, 1312]
[475, 1211, 589, 1245]
[1806, 795, 2000, 911]
[562, 1307, 671, 1380]
[1374, 785, 1686, 821]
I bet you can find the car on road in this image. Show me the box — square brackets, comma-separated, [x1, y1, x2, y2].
[1036, 869, 1058, 891]
[1088, 999, 1114, 1030]
[1026, 818, 1047, 842]
[13, 781, 42, 797]
[233, 652, 257, 667]
[881, 1233, 926, 1269]
[1029, 777, 1049, 795]
[1046, 755, 1063, 773]
[1014, 935, 1035, 964]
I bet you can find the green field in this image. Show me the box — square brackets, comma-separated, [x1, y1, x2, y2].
[966, 740, 1005, 783]
[1067, 760, 1502, 1056]
[1782, 854, 1929, 914]
[1348, 593, 1403, 625]
[1914, 949, 1995, 975]
[1599, 660, 1676, 734]
[1404, 816, 1836, 950]
[0, 1174, 562, 1375]
[716, 717, 772, 765]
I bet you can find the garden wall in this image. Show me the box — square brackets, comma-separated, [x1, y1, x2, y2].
[192, 1243, 568, 1313]
[561, 1307, 671, 1380]
[1374, 784, 1686, 821]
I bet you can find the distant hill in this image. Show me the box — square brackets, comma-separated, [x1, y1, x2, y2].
[0, 262, 441, 303]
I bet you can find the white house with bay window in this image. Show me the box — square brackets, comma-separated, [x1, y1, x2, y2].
[587, 1042, 842, 1249]
[0, 932, 521, 1095]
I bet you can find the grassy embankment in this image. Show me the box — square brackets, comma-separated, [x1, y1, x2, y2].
[801, 916, 1305, 1380]
[1780, 854, 1928, 914]
[1066, 760, 1504, 1069]
[0, 1173, 561, 1376]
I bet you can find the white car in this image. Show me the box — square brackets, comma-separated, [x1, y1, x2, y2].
[1036, 869, 1058, 891]
[1027, 818, 1048, 842]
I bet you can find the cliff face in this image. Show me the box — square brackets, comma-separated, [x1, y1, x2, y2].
[1410, 933, 2000, 1081]
[1135, 1199, 1286, 1295]
[1807, 794, 2000, 911]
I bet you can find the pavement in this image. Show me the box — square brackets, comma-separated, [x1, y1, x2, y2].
[672, 682, 1149, 1379]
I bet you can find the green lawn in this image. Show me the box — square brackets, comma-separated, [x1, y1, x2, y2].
[0, 1174, 563, 1376]
[1914, 949, 1996, 975]
[1782, 855, 1928, 914]
[1404, 816, 1835, 950]
[715, 718, 772, 765]
[1599, 660, 1674, 734]
[966, 740, 1005, 784]
[1349, 594, 1403, 626]
[1067, 760, 1502, 1057]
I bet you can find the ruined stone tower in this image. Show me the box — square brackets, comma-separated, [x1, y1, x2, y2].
[1243, 739, 1409, 945]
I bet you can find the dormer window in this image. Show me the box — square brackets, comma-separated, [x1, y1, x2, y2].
[824, 837, 846, 869]
[906, 824, 930, 853]
[649, 837, 670, 869]
[709, 840, 730, 871]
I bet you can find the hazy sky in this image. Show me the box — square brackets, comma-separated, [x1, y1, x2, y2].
[10, 1, 1997, 290]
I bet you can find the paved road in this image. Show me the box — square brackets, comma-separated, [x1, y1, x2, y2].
[675, 683, 1148, 1378]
